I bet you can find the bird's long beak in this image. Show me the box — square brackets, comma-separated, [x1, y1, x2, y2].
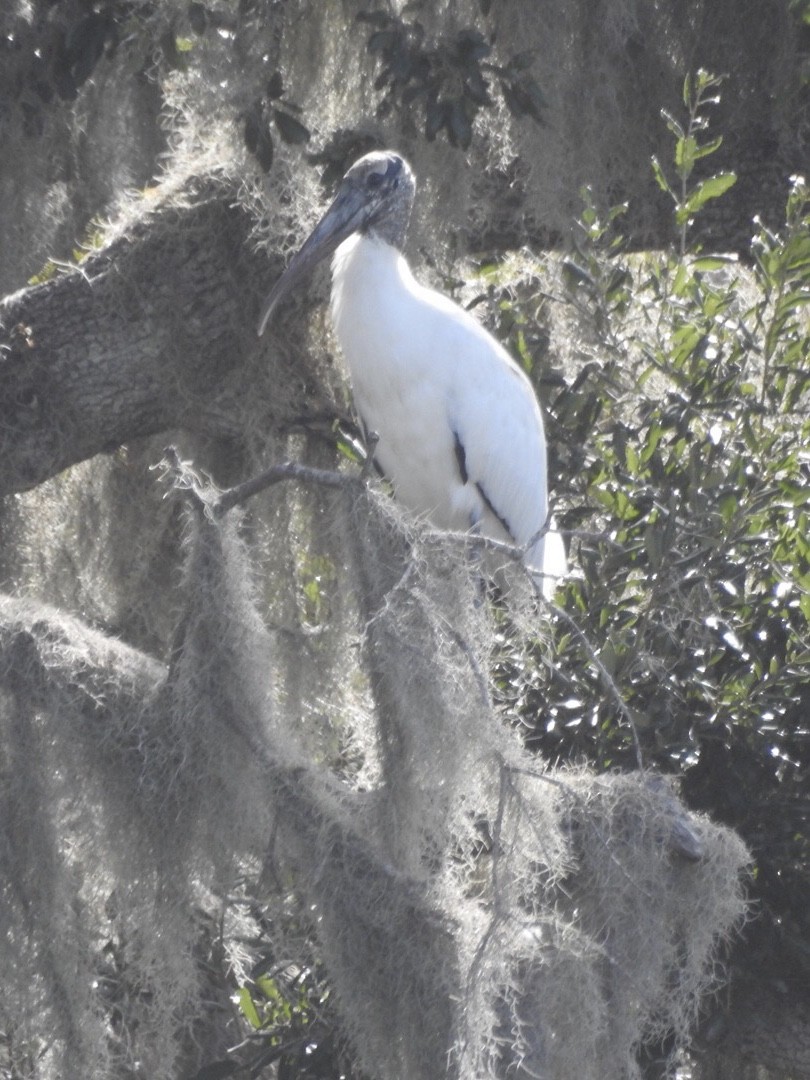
[257, 186, 368, 336]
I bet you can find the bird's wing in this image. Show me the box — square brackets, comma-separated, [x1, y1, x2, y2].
[421, 294, 550, 549]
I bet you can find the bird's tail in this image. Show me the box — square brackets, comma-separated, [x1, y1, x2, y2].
[530, 519, 567, 600]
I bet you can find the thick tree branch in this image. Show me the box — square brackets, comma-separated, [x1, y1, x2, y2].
[0, 176, 296, 497]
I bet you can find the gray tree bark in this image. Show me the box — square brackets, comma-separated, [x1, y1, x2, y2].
[0, 186, 279, 498]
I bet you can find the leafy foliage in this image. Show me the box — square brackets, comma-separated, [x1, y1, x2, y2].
[357, 9, 547, 148]
[242, 70, 311, 174]
[485, 80, 810, 1013]
[651, 71, 738, 254]
[220, 937, 358, 1080]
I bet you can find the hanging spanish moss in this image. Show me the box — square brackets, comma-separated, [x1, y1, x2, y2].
[1, 0, 788, 1076]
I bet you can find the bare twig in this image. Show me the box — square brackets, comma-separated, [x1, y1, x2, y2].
[157, 447, 371, 519]
[215, 460, 353, 515]
[547, 602, 644, 770]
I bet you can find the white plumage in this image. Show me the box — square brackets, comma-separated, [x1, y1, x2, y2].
[258, 151, 565, 594]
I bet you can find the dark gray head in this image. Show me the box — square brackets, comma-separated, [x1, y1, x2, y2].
[258, 150, 416, 336]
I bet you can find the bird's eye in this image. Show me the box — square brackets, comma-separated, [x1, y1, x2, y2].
[366, 171, 385, 189]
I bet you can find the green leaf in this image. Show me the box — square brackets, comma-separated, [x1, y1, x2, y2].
[28, 260, 58, 286]
[670, 323, 703, 365]
[651, 156, 672, 196]
[501, 77, 547, 124]
[640, 421, 664, 464]
[644, 522, 662, 569]
[682, 72, 692, 107]
[782, 288, 810, 310]
[238, 986, 262, 1029]
[561, 259, 595, 290]
[693, 135, 723, 160]
[683, 171, 737, 215]
[675, 134, 698, 177]
[783, 233, 810, 271]
[691, 254, 738, 272]
[660, 108, 685, 140]
[599, 638, 617, 675]
[672, 261, 691, 297]
[336, 439, 362, 464]
[515, 328, 533, 371]
[447, 98, 473, 149]
[720, 493, 738, 523]
[273, 109, 310, 144]
[255, 974, 280, 999]
[265, 71, 284, 99]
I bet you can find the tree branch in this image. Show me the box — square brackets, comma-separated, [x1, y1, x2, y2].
[0, 174, 293, 497]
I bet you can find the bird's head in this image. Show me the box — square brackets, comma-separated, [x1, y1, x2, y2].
[258, 150, 415, 336]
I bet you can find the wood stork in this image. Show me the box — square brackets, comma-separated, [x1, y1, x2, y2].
[258, 150, 565, 595]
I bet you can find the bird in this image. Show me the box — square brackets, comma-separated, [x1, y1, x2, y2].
[258, 150, 566, 595]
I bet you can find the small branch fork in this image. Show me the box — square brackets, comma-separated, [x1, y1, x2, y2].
[155, 446, 359, 517]
[215, 459, 350, 514]
[157, 433, 382, 518]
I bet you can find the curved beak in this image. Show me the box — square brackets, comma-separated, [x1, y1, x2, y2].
[257, 186, 369, 336]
